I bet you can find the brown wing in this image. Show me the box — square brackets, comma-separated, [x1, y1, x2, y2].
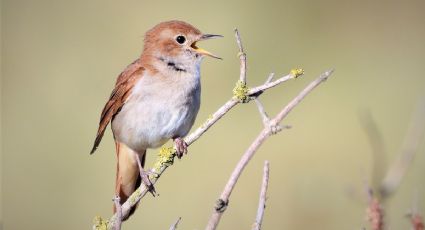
[90, 59, 144, 154]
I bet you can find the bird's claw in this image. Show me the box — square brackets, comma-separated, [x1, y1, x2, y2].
[173, 137, 188, 159]
[135, 154, 156, 196]
[139, 169, 156, 196]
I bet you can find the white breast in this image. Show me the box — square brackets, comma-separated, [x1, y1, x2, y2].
[111, 69, 201, 153]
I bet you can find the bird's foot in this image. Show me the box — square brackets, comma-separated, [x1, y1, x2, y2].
[135, 155, 156, 196]
[173, 137, 188, 159]
[140, 169, 156, 196]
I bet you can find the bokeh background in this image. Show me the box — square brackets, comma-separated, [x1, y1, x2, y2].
[2, 0, 425, 229]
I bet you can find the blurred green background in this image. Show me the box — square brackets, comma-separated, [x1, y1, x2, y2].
[2, 0, 425, 229]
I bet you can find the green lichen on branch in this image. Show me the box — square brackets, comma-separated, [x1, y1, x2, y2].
[233, 80, 250, 103]
[152, 146, 175, 174]
[93, 216, 108, 230]
[290, 68, 304, 78]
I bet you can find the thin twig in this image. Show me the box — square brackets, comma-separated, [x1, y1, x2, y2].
[359, 110, 388, 192]
[113, 196, 122, 230]
[379, 99, 425, 197]
[254, 99, 270, 126]
[271, 70, 332, 124]
[248, 74, 294, 96]
[235, 28, 247, 84]
[254, 98, 284, 134]
[252, 161, 270, 230]
[205, 69, 334, 230]
[169, 217, 182, 230]
[265, 73, 275, 84]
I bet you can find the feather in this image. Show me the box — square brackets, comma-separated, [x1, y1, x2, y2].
[90, 60, 144, 154]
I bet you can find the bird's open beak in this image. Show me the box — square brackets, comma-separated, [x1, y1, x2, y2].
[191, 34, 223, 59]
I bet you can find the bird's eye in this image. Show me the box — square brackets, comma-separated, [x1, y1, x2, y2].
[176, 35, 186, 44]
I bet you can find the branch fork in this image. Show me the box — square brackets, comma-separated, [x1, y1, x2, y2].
[206, 69, 333, 230]
[254, 98, 282, 135]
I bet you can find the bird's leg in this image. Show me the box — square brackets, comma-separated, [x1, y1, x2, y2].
[173, 137, 188, 159]
[135, 154, 156, 196]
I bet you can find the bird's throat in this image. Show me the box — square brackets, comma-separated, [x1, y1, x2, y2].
[157, 57, 187, 73]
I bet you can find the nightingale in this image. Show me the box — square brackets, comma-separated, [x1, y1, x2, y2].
[90, 20, 221, 220]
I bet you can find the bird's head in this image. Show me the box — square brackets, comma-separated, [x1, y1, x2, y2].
[141, 20, 222, 72]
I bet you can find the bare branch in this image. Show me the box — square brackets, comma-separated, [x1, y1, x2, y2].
[360, 100, 425, 230]
[254, 99, 270, 126]
[113, 196, 122, 230]
[265, 73, 275, 84]
[252, 161, 270, 230]
[205, 69, 333, 230]
[235, 28, 247, 84]
[359, 110, 388, 194]
[185, 99, 238, 146]
[254, 98, 285, 134]
[248, 74, 295, 96]
[380, 100, 425, 197]
[271, 70, 332, 124]
[169, 217, 181, 230]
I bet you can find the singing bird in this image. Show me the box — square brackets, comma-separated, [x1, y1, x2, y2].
[90, 20, 221, 219]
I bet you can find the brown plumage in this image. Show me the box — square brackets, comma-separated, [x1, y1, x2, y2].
[90, 60, 143, 154]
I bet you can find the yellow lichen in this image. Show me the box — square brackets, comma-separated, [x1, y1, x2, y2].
[93, 216, 108, 230]
[233, 80, 250, 103]
[290, 68, 304, 78]
[153, 146, 175, 172]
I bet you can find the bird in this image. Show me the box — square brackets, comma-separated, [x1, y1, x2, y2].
[90, 20, 222, 220]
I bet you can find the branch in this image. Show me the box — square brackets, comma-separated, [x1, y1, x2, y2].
[360, 100, 425, 230]
[169, 217, 181, 230]
[252, 161, 270, 230]
[113, 196, 122, 230]
[254, 99, 270, 126]
[205, 69, 334, 230]
[359, 110, 388, 191]
[379, 99, 425, 197]
[234, 28, 247, 84]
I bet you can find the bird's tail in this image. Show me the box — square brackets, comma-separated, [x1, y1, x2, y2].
[114, 141, 145, 221]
